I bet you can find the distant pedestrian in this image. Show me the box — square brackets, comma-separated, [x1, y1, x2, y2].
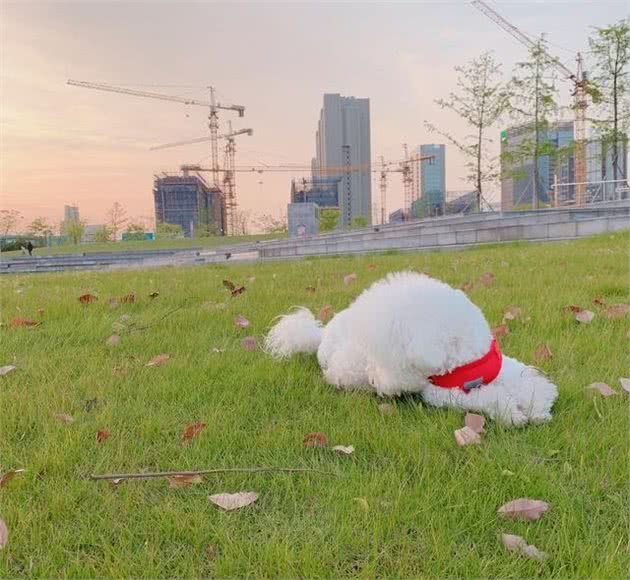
[26, 241, 34, 256]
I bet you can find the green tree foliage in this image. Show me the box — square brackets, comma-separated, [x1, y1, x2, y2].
[426, 51, 510, 212]
[589, 19, 630, 182]
[351, 216, 368, 228]
[506, 37, 561, 209]
[124, 222, 146, 241]
[319, 208, 340, 232]
[156, 222, 183, 239]
[93, 225, 113, 243]
[63, 218, 86, 245]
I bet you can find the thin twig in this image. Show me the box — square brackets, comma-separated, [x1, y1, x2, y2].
[126, 306, 183, 334]
[90, 467, 335, 481]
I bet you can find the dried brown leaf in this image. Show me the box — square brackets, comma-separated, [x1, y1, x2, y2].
[562, 304, 583, 314]
[454, 426, 481, 446]
[460, 281, 475, 292]
[332, 445, 355, 455]
[478, 271, 495, 286]
[108, 478, 125, 488]
[604, 304, 630, 319]
[9, 317, 40, 328]
[619, 377, 630, 394]
[145, 353, 170, 367]
[492, 324, 510, 337]
[55, 413, 74, 424]
[343, 273, 357, 285]
[575, 310, 595, 324]
[503, 306, 522, 321]
[592, 296, 606, 307]
[0, 518, 7, 550]
[149, 291, 160, 299]
[533, 344, 553, 362]
[208, 491, 259, 511]
[318, 305, 333, 322]
[303, 432, 328, 448]
[106, 334, 120, 347]
[497, 498, 550, 521]
[241, 336, 257, 351]
[222, 279, 236, 291]
[0, 365, 17, 377]
[79, 293, 98, 304]
[305, 286, 317, 293]
[168, 474, 203, 489]
[464, 413, 486, 434]
[0, 469, 25, 488]
[586, 382, 618, 397]
[182, 421, 207, 442]
[96, 430, 110, 443]
[367, 264, 377, 271]
[234, 314, 250, 328]
[502, 534, 548, 562]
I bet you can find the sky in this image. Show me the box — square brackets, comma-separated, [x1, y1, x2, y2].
[1, 0, 627, 230]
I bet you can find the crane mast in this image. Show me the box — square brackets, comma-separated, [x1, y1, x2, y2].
[471, 0, 588, 206]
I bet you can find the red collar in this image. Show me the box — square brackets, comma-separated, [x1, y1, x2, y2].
[429, 338, 502, 393]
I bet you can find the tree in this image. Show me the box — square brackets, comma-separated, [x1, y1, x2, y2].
[93, 225, 113, 243]
[106, 202, 128, 241]
[63, 218, 85, 245]
[351, 216, 368, 229]
[156, 222, 183, 239]
[506, 37, 561, 209]
[27, 217, 54, 240]
[254, 213, 288, 234]
[0, 209, 23, 235]
[589, 19, 630, 182]
[426, 52, 510, 212]
[232, 210, 251, 236]
[125, 222, 146, 241]
[319, 208, 340, 232]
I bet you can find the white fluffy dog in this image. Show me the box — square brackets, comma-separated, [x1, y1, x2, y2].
[265, 272, 558, 426]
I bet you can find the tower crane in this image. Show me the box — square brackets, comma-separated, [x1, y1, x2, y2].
[149, 128, 253, 151]
[67, 80, 245, 190]
[471, 0, 592, 205]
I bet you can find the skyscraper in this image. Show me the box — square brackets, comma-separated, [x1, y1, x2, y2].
[312, 94, 371, 226]
[415, 144, 446, 217]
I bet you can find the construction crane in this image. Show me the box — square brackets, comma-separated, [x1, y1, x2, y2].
[471, 0, 591, 206]
[149, 128, 252, 151]
[67, 79, 245, 190]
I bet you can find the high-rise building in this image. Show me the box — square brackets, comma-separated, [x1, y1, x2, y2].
[63, 205, 80, 224]
[500, 121, 574, 210]
[153, 171, 225, 238]
[312, 93, 371, 226]
[414, 144, 446, 217]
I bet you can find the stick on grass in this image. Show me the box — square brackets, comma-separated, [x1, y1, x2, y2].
[90, 467, 335, 480]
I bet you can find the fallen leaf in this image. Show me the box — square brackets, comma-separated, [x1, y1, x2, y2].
[0, 469, 25, 488]
[211, 347, 225, 354]
[592, 296, 605, 306]
[55, 413, 74, 424]
[303, 432, 328, 448]
[318, 305, 333, 322]
[149, 291, 160, 299]
[478, 271, 495, 286]
[168, 474, 203, 489]
[492, 324, 510, 337]
[241, 336, 257, 351]
[37, 308, 45, 316]
[464, 413, 486, 434]
[378, 403, 396, 415]
[502, 534, 548, 562]
[305, 286, 316, 293]
[106, 334, 120, 347]
[501, 469, 515, 477]
[84, 398, 98, 413]
[108, 478, 125, 488]
[575, 310, 595, 324]
[9, 318, 40, 328]
[367, 264, 377, 271]
[96, 430, 110, 443]
[78, 293, 98, 304]
[332, 445, 355, 455]
[604, 304, 630, 319]
[0, 365, 17, 377]
[208, 491, 258, 511]
[563, 304, 583, 314]
[343, 273, 357, 285]
[234, 314, 250, 328]
[503, 306, 522, 321]
[145, 353, 170, 367]
[0, 518, 7, 550]
[619, 378, 630, 394]
[231, 286, 246, 297]
[460, 281, 475, 292]
[454, 426, 481, 446]
[182, 421, 207, 442]
[119, 293, 136, 304]
[533, 344, 553, 362]
[586, 382, 618, 397]
[353, 497, 370, 511]
[497, 498, 550, 521]
[222, 279, 236, 292]
[205, 544, 217, 561]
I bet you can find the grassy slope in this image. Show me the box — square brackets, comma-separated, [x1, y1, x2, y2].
[1, 233, 283, 257]
[0, 233, 628, 578]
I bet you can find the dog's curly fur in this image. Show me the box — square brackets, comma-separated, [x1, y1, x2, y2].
[265, 272, 558, 426]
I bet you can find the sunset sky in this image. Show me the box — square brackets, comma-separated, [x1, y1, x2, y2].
[1, 0, 627, 230]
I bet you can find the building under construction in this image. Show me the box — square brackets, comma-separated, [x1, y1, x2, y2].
[153, 170, 225, 238]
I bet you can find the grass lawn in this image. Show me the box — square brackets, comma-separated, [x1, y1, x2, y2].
[1, 233, 283, 258]
[1, 232, 628, 578]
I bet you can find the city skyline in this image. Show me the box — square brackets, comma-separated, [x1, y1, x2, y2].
[2, 1, 628, 227]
